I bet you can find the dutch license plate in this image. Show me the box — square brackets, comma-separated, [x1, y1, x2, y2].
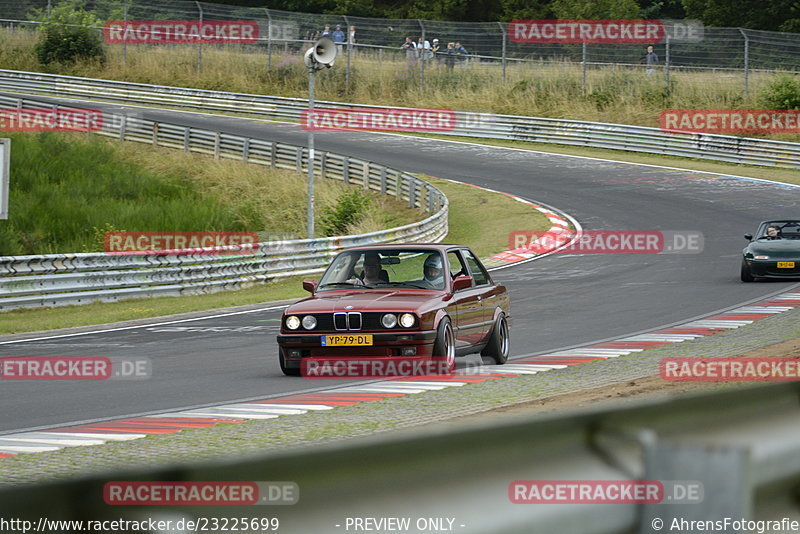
[322, 334, 373, 346]
[777, 261, 796, 268]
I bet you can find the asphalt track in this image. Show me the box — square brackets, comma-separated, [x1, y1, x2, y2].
[1, 97, 798, 433]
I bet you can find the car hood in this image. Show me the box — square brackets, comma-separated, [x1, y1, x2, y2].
[287, 289, 446, 314]
[746, 240, 800, 258]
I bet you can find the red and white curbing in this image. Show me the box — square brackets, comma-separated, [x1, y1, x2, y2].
[434, 177, 577, 268]
[1, 294, 798, 456]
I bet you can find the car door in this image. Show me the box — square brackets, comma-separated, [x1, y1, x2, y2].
[461, 249, 499, 342]
[447, 250, 485, 349]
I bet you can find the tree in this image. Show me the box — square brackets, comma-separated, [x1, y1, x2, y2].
[32, 0, 106, 65]
[682, 0, 798, 30]
[550, 0, 641, 19]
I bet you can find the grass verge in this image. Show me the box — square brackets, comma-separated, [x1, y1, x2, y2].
[0, 178, 552, 335]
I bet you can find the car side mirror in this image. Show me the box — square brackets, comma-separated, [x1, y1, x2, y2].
[452, 275, 473, 292]
[302, 279, 318, 293]
[744, 234, 753, 241]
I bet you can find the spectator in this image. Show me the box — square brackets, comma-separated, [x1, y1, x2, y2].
[332, 24, 345, 54]
[401, 36, 417, 67]
[643, 45, 658, 76]
[418, 37, 432, 60]
[444, 42, 455, 69]
[453, 41, 468, 67]
[321, 24, 331, 38]
[431, 38, 440, 63]
[332, 24, 345, 43]
[348, 25, 356, 46]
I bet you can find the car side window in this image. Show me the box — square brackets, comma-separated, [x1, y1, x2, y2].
[462, 250, 489, 286]
[447, 251, 467, 281]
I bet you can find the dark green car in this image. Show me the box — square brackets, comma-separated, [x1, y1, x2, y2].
[741, 220, 800, 282]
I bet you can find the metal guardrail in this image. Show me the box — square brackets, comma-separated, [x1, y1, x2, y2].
[1, 69, 799, 169]
[0, 94, 448, 310]
[2, 382, 799, 533]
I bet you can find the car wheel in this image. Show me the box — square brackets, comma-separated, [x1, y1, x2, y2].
[279, 349, 300, 376]
[433, 317, 456, 373]
[740, 260, 754, 282]
[481, 313, 509, 365]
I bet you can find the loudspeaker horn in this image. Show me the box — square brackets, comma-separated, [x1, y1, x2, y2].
[304, 37, 337, 69]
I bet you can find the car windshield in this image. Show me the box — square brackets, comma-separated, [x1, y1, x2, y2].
[756, 221, 800, 240]
[317, 249, 446, 290]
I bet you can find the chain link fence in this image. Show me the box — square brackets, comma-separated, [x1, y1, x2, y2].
[0, 0, 798, 96]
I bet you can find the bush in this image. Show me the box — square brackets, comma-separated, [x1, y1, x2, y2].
[759, 75, 800, 110]
[32, 0, 106, 65]
[320, 189, 371, 236]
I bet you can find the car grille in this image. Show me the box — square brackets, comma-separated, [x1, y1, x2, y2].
[299, 312, 387, 332]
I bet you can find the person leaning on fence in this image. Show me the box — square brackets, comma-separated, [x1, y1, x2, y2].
[431, 38, 440, 63]
[418, 37, 432, 60]
[444, 42, 456, 69]
[321, 25, 331, 38]
[454, 41, 468, 67]
[642, 45, 658, 76]
[402, 37, 417, 67]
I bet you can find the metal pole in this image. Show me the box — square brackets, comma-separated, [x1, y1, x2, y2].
[265, 9, 272, 72]
[740, 29, 749, 98]
[343, 15, 351, 92]
[665, 34, 671, 94]
[418, 19, 425, 90]
[307, 67, 316, 239]
[122, 0, 129, 66]
[195, 1, 203, 73]
[498, 22, 507, 82]
[582, 42, 587, 90]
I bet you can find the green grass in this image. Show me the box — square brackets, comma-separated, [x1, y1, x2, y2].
[0, 133, 417, 255]
[0, 176, 552, 335]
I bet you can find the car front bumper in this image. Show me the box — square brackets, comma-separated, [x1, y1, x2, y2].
[745, 259, 800, 278]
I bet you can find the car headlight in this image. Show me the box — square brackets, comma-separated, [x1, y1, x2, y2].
[399, 313, 415, 328]
[302, 315, 317, 330]
[381, 313, 398, 328]
[285, 315, 301, 330]
[754, 255, 769, 260]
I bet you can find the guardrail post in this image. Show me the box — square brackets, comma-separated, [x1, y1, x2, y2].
[243, 138, 250, 162]
[119, 115, 127, 141]
[395, 172, 401, 198]
[408, 178, 416, 208]
[296, 147, 303, 173]
[152, 122, 158, 146]
[270, 142, 276, 167]
[362, 161, 370, 190]
[428, 189, 435, 212]
[321, 152, 327, 179]
[379, 167, 387, 194]
[342, 157, 350, 184]
[183, 128, 190, 152]
[214, 132, 221, 160]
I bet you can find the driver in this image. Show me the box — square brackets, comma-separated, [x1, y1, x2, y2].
[420, 254, 445, 289]
[360, 252, 384, 285]
[762, 225, 782, 240]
